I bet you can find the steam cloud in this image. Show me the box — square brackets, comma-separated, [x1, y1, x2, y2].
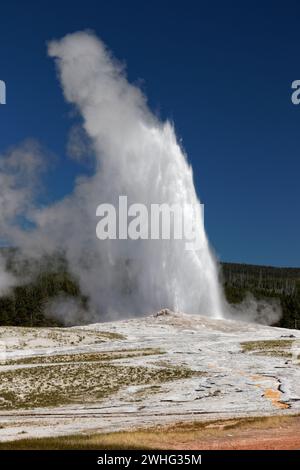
[0, 253, 15, 296]
[0, 31, 281, 325]
[227, 293, 282, 325]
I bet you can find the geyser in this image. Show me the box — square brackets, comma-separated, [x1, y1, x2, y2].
[47, 31, 225, 320]
[0, 31, 225, 321]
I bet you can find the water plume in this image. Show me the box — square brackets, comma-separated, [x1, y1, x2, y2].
[45, 31, 225, 320]
[0, 31, 227, 322]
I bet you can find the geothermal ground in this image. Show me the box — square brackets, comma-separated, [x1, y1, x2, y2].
[0, 310, 299, 444]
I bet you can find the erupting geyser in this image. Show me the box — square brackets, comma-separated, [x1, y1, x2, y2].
[0, 31, 225, 322]
[47, 31, 225, 320]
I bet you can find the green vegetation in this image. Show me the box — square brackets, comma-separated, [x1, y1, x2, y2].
[0, 250, 82, 327]
[0, 250, 299, 329]
[222, 262, 300, 329]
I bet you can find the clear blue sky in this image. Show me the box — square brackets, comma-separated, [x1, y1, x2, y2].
[0, 0, 299, 267]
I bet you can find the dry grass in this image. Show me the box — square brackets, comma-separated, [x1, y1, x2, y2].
[5, 348, 164, 365]
[0, 415, 298, 450]
[0, 327, 125, 352]
[0, 361, 200, 409]
[241, 339, 296, 357]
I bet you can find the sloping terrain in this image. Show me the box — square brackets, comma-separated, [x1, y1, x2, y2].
[0, 310, 299, 442]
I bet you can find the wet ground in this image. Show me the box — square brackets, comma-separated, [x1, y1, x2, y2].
[0, 310, 299, 442]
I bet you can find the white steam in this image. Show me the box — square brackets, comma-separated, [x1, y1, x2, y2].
[227, 293, 282, 325]
[0, 31, 281, 325]
[0, 254, 15, 296]
[44, 295, 90, 326]
[45, 31, 225, 320]
[0, 140, 48, 292]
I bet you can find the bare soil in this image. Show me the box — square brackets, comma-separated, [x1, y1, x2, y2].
[0, 415, 299, 450]
[171, 416, 300, 450]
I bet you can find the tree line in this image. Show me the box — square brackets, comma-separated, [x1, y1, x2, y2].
[0, 250, 299, 329]
[222, 262, 300, 329]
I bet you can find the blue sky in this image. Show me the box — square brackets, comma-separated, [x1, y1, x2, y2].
[0, 0, 299, 267]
